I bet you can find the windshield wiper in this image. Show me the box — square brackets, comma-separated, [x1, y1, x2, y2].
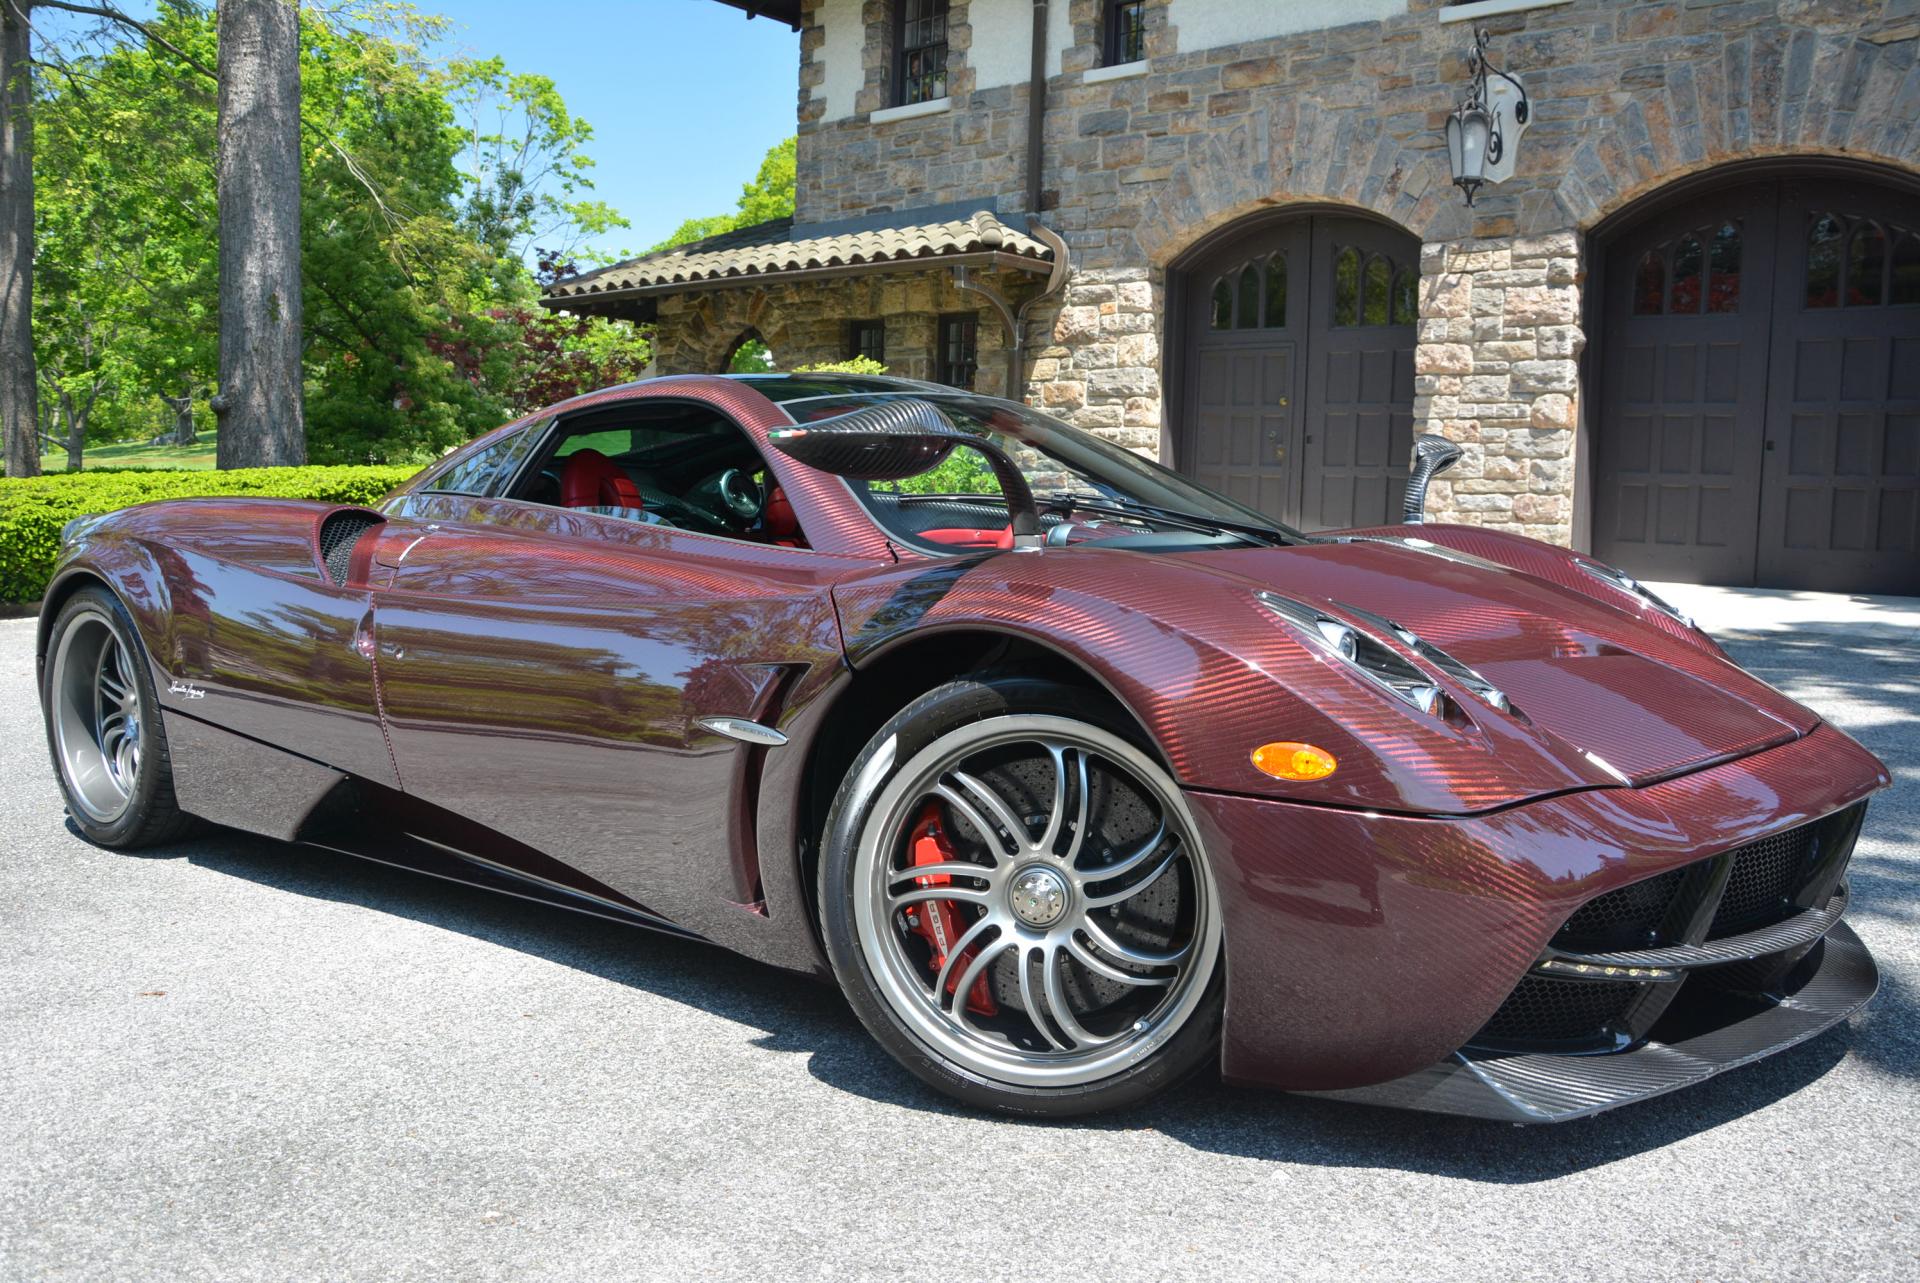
[1046, 492, 1290, 546]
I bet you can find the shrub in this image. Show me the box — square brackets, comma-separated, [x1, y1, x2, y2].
[0, 465, 419, 605]
[792, 356, 888, 375]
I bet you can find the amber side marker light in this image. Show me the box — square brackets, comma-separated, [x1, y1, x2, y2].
[1251, 742, 1338, 781]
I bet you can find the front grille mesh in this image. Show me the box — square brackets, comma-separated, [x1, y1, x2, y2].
[1557, 866, 1688, 950]
[1710, 824, 1819, 937]
[1473, 804, 1864, 1052]
[1478, 976, 1641, 1044]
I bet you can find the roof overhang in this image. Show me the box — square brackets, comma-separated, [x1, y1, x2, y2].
[709, 1, 802, 30]
[541, 207, 1056, 321]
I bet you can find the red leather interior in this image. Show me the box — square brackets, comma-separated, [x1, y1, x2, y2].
[762, 485, 802, 547]
[560, 449, 644, 510]
[919, 526, 1014, 550]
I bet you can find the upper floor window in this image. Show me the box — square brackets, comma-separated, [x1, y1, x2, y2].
[895, 0, 949, 106]
[849, 319, 886, 365]
[1104, 0, 1146, 66]
[937, 312, 978, 389]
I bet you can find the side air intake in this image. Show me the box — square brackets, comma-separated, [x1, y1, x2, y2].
[317, 510, 383, 587]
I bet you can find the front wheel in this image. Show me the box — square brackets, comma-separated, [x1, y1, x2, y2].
[41, 585, 194, 849]
[819, 676, 1223, 1117]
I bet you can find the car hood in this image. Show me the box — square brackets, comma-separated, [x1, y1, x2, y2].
[1166, 538, 1812, 789]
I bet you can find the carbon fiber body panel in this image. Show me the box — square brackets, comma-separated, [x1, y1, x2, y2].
[1301, 921, 1877, 1123]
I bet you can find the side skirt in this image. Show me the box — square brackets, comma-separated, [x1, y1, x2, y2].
[164, 708, 700, 943]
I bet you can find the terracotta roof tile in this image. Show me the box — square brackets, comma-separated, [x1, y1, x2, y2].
[543, 210, 1051, 302]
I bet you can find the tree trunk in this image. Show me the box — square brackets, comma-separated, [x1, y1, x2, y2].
[214, 0, 303, 468]
[1, 0, 40, 478]
[165, 384, 198, 445]
[60, 389, 83, 472]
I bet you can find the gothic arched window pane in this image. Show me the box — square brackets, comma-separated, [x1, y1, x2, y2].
[1211, 278, 1232, 329]
[1848, 221, 1886, 306]
[1806, 213, 1843, 308]
[1236, 265, 1260, 329]
[1892, 231, 1920, 306]
[1706, 222, 1741, 313]
[1670, 233, 1703, 314]
[1633, 250, 1665, 315]
[1391, 267, 1417, 325]
[1333, 247, 1360, 327]
[1263, 256, 1288, 327]
[1363, 255, 1392, 325]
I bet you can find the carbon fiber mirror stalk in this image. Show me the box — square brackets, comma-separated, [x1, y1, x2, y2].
[1402, 434, 1465, 525]
[768, 399, 1042, 545]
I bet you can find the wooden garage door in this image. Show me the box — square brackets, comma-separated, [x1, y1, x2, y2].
[1183, 216, 1417, 530]
[1595, 178, 1920, 594]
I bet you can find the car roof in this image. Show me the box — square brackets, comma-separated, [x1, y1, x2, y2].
[723, 372, 951, 403]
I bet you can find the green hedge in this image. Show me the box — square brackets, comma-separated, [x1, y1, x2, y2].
[0, 465, 420, 605]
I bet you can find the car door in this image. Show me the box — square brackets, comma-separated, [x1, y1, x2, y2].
[363, 494, 850, 949]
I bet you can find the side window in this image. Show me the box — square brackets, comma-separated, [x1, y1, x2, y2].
[422, 421, 544, 496]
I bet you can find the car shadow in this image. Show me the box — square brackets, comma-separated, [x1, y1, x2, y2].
[123, 819, 1899, 1187]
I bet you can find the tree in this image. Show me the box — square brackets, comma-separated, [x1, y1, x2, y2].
[446, 55, 623, 285]
[1, 0, 38, 477]
[214, 0, 303, 467]
[651, 135, 795, 251]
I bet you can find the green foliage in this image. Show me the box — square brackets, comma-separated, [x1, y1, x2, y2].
[29, 3, 642, 468]
[876, 447, 1003, 497]
[651, 137, 797, 251]
[0, 465, 418, 603]
[728, 338, 774, 373]
[446, 54, 626, 275]
[792, 356, 889, 375]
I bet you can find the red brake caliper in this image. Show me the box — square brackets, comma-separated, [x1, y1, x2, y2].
[903, 802, 998, 1017]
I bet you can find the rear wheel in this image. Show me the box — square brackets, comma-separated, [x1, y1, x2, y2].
[42, 586, 193, 849]
[820, 676, 1223, 1116]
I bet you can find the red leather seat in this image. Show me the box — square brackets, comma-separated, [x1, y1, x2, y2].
[762, 485, 802, 547]
[560, 449, 644, 510]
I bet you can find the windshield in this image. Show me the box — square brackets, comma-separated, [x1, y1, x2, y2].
[782, 391, 1304, 554]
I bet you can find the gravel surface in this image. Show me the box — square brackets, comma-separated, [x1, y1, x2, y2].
[2, 615, 1915, 1282]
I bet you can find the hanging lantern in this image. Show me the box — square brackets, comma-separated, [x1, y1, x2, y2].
[1445, 28, 1530, 207]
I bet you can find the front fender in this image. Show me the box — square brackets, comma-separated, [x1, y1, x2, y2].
[830, 549, 1600, 815]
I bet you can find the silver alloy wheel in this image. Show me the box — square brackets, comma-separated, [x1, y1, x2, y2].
[50, 609, 143, 823]
[852, 714, 1220, 1088]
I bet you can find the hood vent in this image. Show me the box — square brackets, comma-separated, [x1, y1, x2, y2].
[317, 510, 384, 586]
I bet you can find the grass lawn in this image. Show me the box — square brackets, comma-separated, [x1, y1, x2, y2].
[42, 435, 219, 471]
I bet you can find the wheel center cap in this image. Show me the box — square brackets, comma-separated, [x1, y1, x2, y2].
[1009, 866, 1069, 928]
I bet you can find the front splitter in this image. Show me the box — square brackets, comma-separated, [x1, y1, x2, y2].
[1299, 921, 1879, 1123]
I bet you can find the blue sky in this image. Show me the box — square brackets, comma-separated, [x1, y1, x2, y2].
[34, 0, 800, 263]
[431, 1, 799, 258]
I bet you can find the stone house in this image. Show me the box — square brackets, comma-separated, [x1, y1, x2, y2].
[542, 0, 1920, 595]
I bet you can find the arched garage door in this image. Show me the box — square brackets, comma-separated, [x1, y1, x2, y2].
[1180, 215, 1418, 530]
[1594, 175, 1920, 594]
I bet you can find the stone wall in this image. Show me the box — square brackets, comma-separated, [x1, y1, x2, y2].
[747, 0, 1920, 544]
[650, 267, 1034, 400]
[1413, 231, 1583, 543]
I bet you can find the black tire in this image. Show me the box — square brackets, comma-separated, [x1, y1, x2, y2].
[40, 585, 196, 849]
[819, 674, 1224, 1118]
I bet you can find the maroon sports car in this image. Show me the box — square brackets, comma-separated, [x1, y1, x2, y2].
[37, 373, 1887, 1120]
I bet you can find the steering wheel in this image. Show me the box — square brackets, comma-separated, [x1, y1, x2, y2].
[1045, 521, 1079, 547]
[717, 468, 764, 522]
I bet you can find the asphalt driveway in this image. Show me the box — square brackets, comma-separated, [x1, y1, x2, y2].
[2, 614, 1915, 1282]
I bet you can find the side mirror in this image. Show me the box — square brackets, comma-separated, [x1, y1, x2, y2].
[768, 399, 1041, 544]
[1402, 434, 1464, 525]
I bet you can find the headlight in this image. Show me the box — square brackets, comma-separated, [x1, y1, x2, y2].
[1574, 559, 1696, 630]
[1259, 593, 1451, 717]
